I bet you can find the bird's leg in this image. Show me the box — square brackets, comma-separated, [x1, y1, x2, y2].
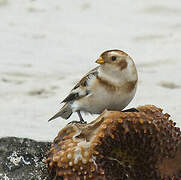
[68, 111, 87, 125]
[77, 111, 87, 124]
[122, 108, 139, 112]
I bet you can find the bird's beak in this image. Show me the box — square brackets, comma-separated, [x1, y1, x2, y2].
[95, 57, 105, 64]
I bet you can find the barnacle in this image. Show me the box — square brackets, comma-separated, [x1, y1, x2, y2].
[46, 105, 181, 180]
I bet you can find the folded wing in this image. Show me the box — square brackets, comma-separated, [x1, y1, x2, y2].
[61, 66, 98, 103]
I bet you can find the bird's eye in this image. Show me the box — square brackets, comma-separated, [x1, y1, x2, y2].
[111, 56, 117, 61]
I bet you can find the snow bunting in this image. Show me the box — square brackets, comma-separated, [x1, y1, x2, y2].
[49, 49, 138, 123]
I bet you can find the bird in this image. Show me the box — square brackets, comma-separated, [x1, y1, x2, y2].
[49, 49, 138, 123]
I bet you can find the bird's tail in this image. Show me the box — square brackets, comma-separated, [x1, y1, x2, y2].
[48, 103, 72, 122]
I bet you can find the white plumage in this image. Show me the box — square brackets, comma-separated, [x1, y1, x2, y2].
[49, 49, 138, 123]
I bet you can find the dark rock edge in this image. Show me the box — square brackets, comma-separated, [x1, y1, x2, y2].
[0, 136, 51, 180]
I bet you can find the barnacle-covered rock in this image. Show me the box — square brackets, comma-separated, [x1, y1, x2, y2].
[46, 105, 181, 180]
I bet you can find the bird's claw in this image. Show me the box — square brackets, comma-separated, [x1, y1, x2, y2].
[68, 120, 87, 125]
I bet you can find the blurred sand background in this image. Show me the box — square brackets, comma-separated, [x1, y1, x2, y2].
[0, 0, 181, 141]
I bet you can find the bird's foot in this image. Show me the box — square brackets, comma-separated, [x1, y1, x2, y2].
[68, 120, 87, 125]
[122, 108, 139, 112]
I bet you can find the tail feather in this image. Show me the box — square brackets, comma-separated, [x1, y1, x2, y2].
[48, 103, 72, 122]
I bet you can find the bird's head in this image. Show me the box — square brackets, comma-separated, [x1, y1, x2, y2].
[96, 49, 130, 70]
[96, 49, 138, 83]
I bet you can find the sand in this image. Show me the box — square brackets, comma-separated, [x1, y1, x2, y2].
[0, 0, 181, 141]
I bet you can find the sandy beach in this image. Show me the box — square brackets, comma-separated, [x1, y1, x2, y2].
[0, 0, 181, 141]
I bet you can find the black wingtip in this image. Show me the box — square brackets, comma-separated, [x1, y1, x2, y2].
[48, 118, 52, 122]
[48, 114, 58, 122]
[48, 117, 54, 122]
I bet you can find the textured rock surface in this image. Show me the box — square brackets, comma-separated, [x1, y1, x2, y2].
[46, 105, 181, 180]
[1, 105, 181, 180]
[0, 137, 51, 180]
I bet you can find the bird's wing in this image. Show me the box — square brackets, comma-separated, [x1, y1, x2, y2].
[61, 66, 99, 103]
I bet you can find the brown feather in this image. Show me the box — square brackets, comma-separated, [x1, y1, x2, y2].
[72, 67, 99, 90]
[61, 67, 99, 103]
[123, 80, 138, 92]
[97, 76, 137, 93]
[100, 49, 128, 59]
[118, 59, 128, 70]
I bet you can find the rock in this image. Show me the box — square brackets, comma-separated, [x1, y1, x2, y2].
[46, 105, 181, 180]
[1, 105, 181, 180]
[0, 137, 51, 180]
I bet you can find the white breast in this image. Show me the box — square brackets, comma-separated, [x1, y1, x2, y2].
[71, 61, 137, 114]
[71, 78, 137, 114]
